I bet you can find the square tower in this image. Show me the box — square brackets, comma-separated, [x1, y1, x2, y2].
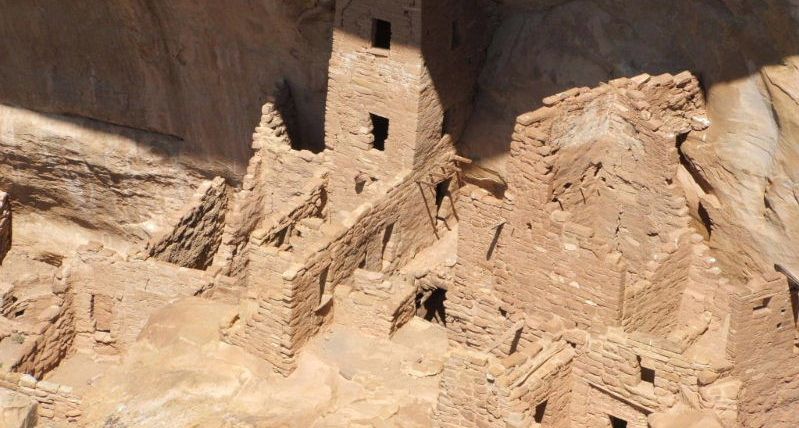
[324, 0, 491, 211]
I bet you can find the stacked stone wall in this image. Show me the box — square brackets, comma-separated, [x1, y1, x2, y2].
[228, 150, 459, 374]
[67, 244, 214, 353]
[436, 342, 574, 428]
[446, 187, 513, 350]
[214, 82, 325, 276]
[728, 274, 799, 427]
[0, 371, 81, 424]
[622, 232, 693, 336]
[325, 0, 424, 211]
[336, 270, 416, 338]
[438, 72, 738, 427]
[11, 292, 75, 380]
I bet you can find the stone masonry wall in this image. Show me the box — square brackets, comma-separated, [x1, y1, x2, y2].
[11, 292, 75, 380]
[436, 341, 574, 428]
[497, 73, 705, 332]
[438, 72, 739, 427]
[67, 243, 214, 353]
[213, 81, 325, 277]
[728, 273, 799, 427]
[445, 186, 513, 351]
[324, 0, 424, 211]
[335, 269, 416, 338]
[227, 150, 461, 374]
[622, 231, 693, 336]
[0, 371, 81, 424]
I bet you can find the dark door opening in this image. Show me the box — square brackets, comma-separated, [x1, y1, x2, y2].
[609, 416, 628, 428]
[370, 113, 389, 151]
[416, 288, 447, 326]
[533, 400, 547, 424]
[372, 19, 392, 49]
[435, 179, 450, 212]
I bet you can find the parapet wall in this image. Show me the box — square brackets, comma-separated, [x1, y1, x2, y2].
[0, 371, 81, 424]
[67, 244, 214, 353]
[11, 292, 75, 380]
[214, 83, 326, 277]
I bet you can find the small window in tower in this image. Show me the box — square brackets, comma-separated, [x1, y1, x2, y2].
[533, 400, 547, 424]
[451, 20, 461, 49]
[638, 355, 655, 385]
[370, 113, 389, 151]
[372, 19, 392, 50]
[754, 297, 772, 313]
[641, 365, 655, 384]
[609, 416, 628, 428]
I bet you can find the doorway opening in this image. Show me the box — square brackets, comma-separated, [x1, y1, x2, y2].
[370, 113, 389, 151]
[416, 288, 447, 326]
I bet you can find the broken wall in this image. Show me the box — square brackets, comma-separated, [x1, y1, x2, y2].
[727, 273, 799, 427]
[67, 244, 214, 353]
[146, 177, 228, 270]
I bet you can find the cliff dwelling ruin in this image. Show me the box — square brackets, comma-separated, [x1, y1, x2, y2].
[1, 0, 799, 427]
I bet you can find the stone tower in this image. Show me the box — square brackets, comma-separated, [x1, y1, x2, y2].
[324, 0, 491, 212]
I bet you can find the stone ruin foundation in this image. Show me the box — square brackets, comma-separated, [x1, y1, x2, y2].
[0, 0, 798, 427]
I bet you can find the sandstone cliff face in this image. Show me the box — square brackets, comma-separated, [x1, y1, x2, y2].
[0, 0, 333, 174]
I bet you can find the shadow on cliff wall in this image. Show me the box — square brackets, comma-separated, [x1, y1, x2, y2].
[0, 0, 334, 181]
[1, 0, 794, 178]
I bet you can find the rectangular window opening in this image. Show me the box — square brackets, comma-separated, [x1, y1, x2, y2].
[370, 113, 389, 151]
[754, 296, 772, 312]
[372, 19, 392, 50]
[641, 366, 656, 384]
[451, 20, 461, 49]
[638, 355, 655, 384]
[609, 415, 628, 428]
[533, 400, 547, 424]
